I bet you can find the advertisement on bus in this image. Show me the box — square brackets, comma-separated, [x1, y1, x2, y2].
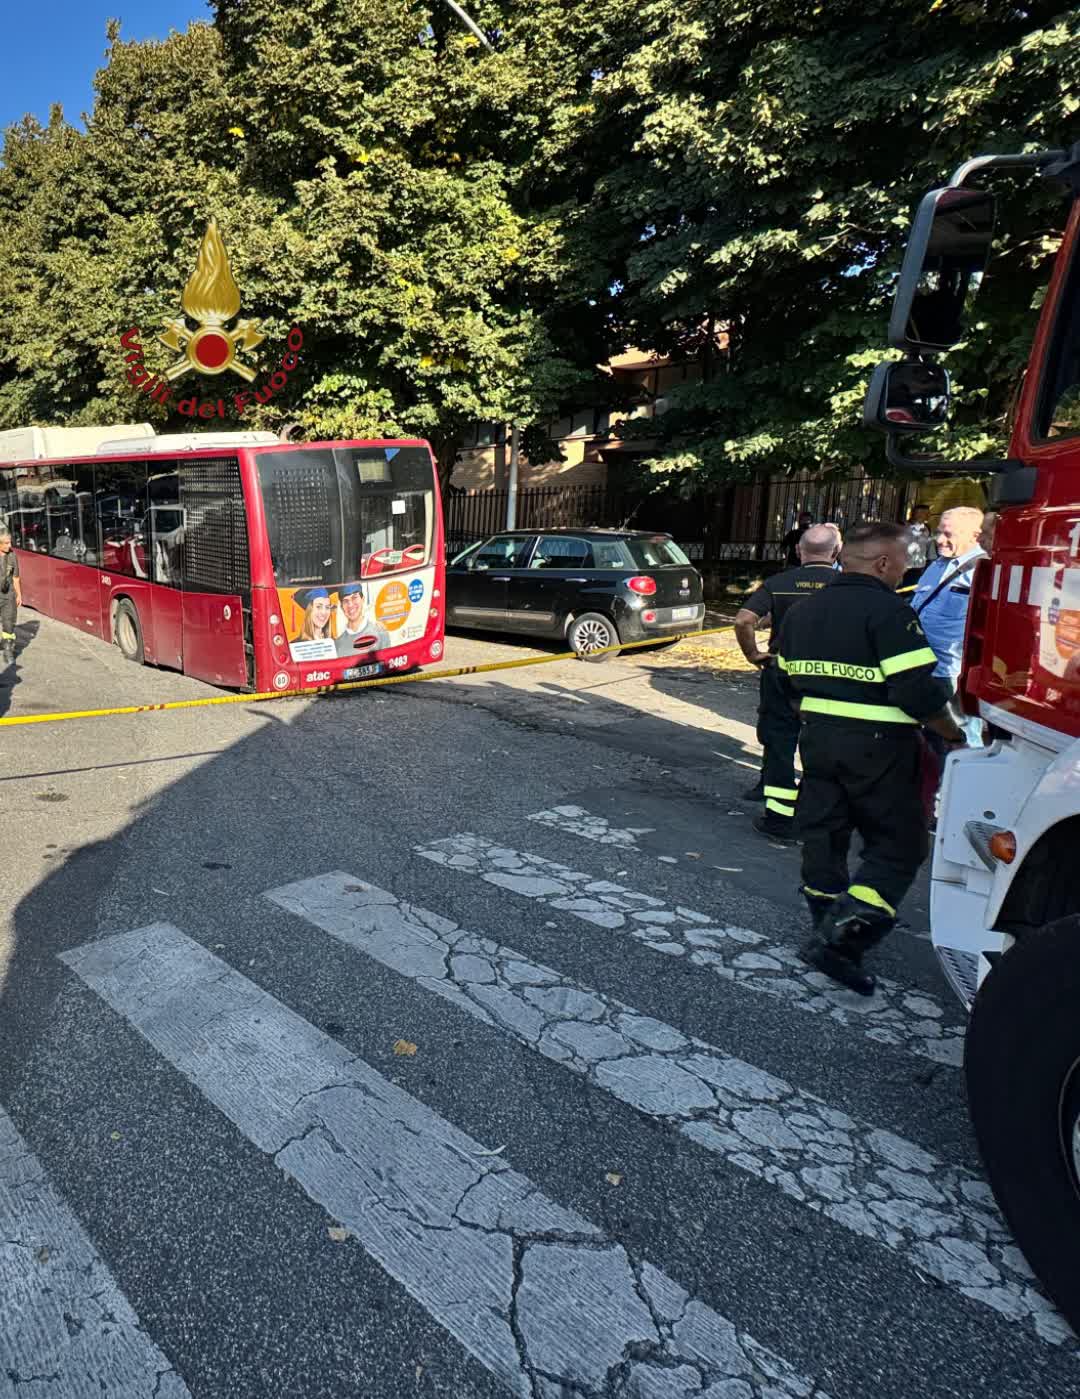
[279, 569, 435, 664]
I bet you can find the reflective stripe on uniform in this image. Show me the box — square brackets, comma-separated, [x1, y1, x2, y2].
[763, 786, 798, 801]
[802, 886, 839, 900]
[848, 883, 896, 916]
[799, 697, 918, 725]
[784, 659, 884, 683]
[765, 798, 796, 817]
[879, 646, 938, 677]
[776, 654, 789, 671]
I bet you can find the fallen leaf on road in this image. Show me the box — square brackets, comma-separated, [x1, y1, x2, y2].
[415, 1364, 424, 1381]
[471, 1144, 505, 1157]
[605, 1172, 623, 1187]
[393, 1039, 418, 1057]
[110, 1131, 122, 1141]
[327, 1226, 348, 1242]
[36, 1246, 50, 1263]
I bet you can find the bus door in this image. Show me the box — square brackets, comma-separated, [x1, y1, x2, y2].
[181, 591, 247, 687]
[177, 459, 251, 688]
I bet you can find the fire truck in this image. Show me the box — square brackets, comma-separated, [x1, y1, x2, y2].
[864, 142, 1080, 1331]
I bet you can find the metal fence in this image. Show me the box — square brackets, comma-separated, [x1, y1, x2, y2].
[444, 475, 912, 564]
[445, 485, 629, 558]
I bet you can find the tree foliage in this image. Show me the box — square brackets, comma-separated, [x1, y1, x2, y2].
[0, 1, 1077, 485]
[543, 0, 1080, 479]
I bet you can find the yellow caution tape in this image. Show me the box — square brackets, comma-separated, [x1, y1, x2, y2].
[0, 625, 736, 728]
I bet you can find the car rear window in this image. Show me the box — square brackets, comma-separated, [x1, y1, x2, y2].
[624, 537, 691, 567]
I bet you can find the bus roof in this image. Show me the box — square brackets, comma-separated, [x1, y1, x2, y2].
[0, 423, 154, 464]
[93, 432, 278, 456]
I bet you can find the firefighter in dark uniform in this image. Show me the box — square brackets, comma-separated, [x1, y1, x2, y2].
[0, 528, 21, 664]
[776, 521, 964, 995]
[734, 524, 841, 840]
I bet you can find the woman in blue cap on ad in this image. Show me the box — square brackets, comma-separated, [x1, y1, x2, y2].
[289, 584, 335, 660]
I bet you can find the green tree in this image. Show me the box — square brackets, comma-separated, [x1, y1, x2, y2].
[0, 3, 611, 483]
[543, 0, 1080, 482]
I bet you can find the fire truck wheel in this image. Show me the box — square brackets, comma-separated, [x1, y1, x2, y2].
[965, 914, 1080, 1333]
[114, 599, 145, 665]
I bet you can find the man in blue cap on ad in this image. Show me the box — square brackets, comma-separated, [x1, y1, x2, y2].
[336, 582, 391, 657]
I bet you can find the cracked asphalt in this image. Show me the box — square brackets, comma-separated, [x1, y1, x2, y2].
[0, 613, 1074, 1398]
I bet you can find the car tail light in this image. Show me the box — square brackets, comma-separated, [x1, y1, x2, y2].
[642, 610, 657, 624]
[627, 576, 657, 596]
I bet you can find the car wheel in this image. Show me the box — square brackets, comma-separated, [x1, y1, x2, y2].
[114, 598, 145, 664]
[964, 914, 1080, 1333]
[569, 612, 620, 662]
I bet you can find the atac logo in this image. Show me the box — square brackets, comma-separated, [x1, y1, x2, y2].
[119, 218, 303, 417]
[159, 218, 265, 382]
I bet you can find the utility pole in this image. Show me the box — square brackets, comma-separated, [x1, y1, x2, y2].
[505, 424, 520, 529]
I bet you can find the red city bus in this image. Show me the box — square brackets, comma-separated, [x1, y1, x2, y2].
[0, 429, 446, 691]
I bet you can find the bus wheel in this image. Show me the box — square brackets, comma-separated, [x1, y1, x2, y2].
[965, 914, 1080, 1333]
[114, 599, 145, 665]
[569, 613, 620, 662]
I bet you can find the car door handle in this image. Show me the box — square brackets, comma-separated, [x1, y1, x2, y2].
[490, 575, 511, 582]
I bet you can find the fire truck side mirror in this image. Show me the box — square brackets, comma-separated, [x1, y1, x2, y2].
[863, 360, 951, 434]
[888, 187, 997, 353]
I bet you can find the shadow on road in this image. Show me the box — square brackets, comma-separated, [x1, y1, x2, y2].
[0, 618, 40, 717]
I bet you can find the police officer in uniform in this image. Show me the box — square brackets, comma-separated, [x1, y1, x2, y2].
[734, 524, 841, 840]
[776, 522, 964, 995]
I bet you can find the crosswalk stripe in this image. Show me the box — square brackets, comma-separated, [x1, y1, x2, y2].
[526, 805, 931, 941]
[60, 925, 830, 1398]
[0, 1105, 191, 1398]
[266, 872, 1072, 1349]
[416, 834, 962, 1067]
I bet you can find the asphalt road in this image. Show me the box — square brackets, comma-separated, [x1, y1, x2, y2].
[0, 610, 1071, 1399]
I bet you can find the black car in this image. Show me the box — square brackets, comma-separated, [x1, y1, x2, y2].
[446, 528, 705, 658]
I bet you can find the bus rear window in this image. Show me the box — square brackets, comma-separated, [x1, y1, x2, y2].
[255, 446, 434, 586]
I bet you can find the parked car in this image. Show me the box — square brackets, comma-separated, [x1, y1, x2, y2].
[446, 528, 704, 659]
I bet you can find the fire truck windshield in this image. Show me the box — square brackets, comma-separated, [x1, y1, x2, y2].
[255, 445, 434, 587]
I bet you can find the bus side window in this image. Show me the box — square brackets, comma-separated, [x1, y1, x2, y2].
[73, 463, 98, 565]
[0, 472, 17, 539]
[95, 459, 149, 579]
[147, 466, 183, 587]
[46, 468, 80, 561]
[14, 464, 52, 552]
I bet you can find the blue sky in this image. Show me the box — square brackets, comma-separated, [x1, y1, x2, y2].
[3, 2, 210, 132]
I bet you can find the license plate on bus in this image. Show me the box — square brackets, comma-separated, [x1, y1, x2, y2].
[343, 662, 383, 680]
[671, 606, 697, 621]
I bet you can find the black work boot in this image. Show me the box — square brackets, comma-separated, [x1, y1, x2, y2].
[741, 778, 765, 802]
[801, 888, 839, 932]
[799, 893, 894, 997]
[752, 811, 795, 842]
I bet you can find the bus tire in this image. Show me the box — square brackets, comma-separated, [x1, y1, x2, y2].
[113, 598, 145, 665]
[964, 914, 1080, 1333]
[569, 612, 620, 662]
